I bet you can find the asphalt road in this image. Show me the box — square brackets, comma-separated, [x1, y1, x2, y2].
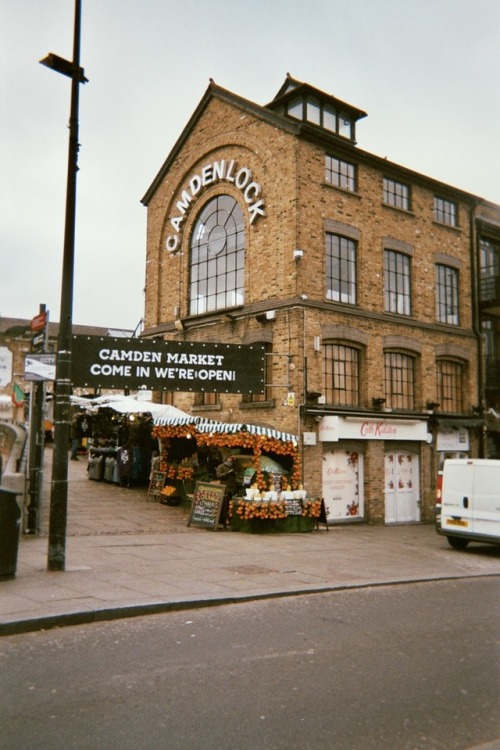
[1, 577, 498, 750]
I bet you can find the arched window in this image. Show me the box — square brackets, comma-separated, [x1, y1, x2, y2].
[189, 195, 245, 315]
[436, 359, 463, 413]
[384, 351, 415, 410]
[323, 343, 361, 406]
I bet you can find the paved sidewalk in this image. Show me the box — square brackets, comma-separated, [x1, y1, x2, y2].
[1, 447, 499, 635]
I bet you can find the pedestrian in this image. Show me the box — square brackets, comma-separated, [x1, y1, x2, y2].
[117, 441, 134, 487]
[70, 413, 83, 460]
[215, 454, 240, 526]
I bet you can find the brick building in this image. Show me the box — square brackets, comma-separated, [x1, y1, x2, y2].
[141, 75, 500, 525]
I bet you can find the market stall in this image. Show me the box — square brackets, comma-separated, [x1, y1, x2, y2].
[152, 417, 322, 532]
[70, 395, 190, 487]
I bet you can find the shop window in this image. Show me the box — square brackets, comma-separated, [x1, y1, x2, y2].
[325, 155, 356, 192]
[322, 448, 364, 520]
[436, 264, 459, 325]
[384, 250, 411, 315]
[326, 233, 357, 304]
[434, 196, 457, 227]
[189, 195, 245, 315]
[383, 177, 411, 211]
[436, 359, 463, 413]
[384, 352, 415, 410]
[323, 343, 360, 406]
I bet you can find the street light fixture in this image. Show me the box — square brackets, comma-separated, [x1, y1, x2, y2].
[40, 0, 88, 571]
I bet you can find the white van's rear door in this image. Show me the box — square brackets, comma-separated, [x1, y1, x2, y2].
[441, 460, 474, 534]
[471, 461, 500, 538]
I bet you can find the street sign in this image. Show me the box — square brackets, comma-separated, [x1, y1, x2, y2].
[31, 331, 45, 352]
[31, 312, 47, 332]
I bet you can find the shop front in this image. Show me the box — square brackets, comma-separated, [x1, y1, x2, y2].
[432, 417, 483, 470]
[151, 417, 323, 532]
[318, 415, 431, 524]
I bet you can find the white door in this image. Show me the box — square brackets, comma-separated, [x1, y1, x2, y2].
[322, 449, 364, 522]
[384, 451, 420, 523]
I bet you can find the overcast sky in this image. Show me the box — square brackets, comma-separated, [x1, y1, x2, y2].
[2, 0, 499, 330]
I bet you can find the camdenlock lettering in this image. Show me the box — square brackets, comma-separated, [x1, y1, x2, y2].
[71, 336, 265, 393]
[165, 159, 266, 254]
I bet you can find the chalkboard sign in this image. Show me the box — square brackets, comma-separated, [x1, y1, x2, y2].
[283, 498, 304, 516]
[187, 482, 226, 530]
[315, 498, 329, 531]
[148, 471, 167, 498]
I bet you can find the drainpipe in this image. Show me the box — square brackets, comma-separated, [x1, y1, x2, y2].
[470, 203, 486, 457]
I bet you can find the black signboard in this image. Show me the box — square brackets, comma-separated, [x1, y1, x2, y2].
[283, 498, 304, 516]
[71, 335, 265, 394]
[148, 471, 167, 498]
[187, 482, 226, 530]
[316, 498, 329, 531]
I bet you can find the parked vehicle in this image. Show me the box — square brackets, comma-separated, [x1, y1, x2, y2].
[436, 458, 500, 549]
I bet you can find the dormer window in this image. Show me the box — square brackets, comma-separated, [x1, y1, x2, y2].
[338, 112, 353, 139]
[288, 96, 303, 120]
[267, 76, 365, 143]
[283, 93, 353, 138]
[306, 95, 321, 126]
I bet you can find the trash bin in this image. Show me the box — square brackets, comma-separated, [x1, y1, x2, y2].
[0, 487, 22, 580]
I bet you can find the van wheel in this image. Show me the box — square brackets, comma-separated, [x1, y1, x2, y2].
[447, 536, 469, 550]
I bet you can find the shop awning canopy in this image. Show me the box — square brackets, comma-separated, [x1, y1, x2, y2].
[70, 395, 191, 420]
[153, 415, 298, 444]
[433, 417, 484, 430]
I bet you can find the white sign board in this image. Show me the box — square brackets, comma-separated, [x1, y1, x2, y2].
[319, 415, 430, 443]
[0, 346, 13, 387]
[24, 353, 56, 382]
[436, 429, 469, 451]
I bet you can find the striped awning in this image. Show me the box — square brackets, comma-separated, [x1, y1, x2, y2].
[153, 416, 202, 427]
[153, 416, 297, 444]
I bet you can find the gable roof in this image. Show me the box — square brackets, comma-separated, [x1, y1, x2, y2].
[140, 76, 484, 209]
[141, 79, 303, 206]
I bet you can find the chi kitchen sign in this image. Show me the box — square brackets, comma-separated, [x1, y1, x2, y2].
[165, 158, 266, 254]
[318, 416, 432, 443]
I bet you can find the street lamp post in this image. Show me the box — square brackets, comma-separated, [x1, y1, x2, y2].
[40, 0, 87, 571]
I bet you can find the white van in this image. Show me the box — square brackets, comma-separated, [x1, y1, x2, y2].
[436, 458, 500, 550]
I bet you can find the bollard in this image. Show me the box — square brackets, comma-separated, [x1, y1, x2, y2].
[0, 487, 22, 580]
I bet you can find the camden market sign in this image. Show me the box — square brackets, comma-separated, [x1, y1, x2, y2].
[71, 335, 265, 394]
